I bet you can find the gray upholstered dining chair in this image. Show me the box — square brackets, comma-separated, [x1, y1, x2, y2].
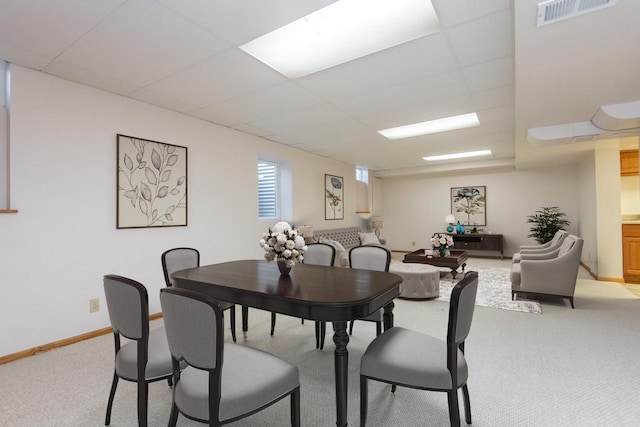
[360, 271, 479, 427]
[303, 243, 336, 349]
[348, 245, 391, 336]
[162, 247, 237, 342]
[103, 274, 175, 427]
[160, 287, 301, 427]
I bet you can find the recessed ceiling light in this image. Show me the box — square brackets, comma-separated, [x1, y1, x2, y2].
[240, 0, 439, 79]
[378, 113, 480, 140]
[423, 150, 492, 161]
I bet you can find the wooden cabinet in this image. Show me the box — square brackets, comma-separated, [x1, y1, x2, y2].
[623, 224, 640, 283]
[451, 233, 503, 259]
[620, 150, 639, 176]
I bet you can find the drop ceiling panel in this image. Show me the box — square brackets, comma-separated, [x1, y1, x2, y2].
[190, 82, 325, 126]
[462, 56, 514, 92]
[296, 33, 457, 101]
[157, 0, 336, 45]
[247, 104, 352, 136]
[142, 49, 286, 108]
[0, 0, 126, 68]
[447, 9, 513, 67]
[433, 0, 510, 28]
[471, 85, 514, 111]
[44, 60, 139, 95]
[49, 0, 229, 87]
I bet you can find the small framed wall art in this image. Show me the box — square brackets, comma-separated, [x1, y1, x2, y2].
[451, 185, 486, 226]
[117, 134, 187, 229]
[325, 174, 344, 220]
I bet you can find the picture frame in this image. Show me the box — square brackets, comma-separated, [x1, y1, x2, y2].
[117, 134, 187, 229]
[325, 174, 344, 220]
[451, 186, 486, 226]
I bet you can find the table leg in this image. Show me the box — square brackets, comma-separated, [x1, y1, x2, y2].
[451, 268, 458, 279]
[383, 301, 395, 331]
[332, 321, 349, 427]
[242, 306, 248, 336]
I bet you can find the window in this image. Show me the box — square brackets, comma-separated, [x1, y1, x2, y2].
[356, 167, 368, 183]
[258, 161, 278, 219]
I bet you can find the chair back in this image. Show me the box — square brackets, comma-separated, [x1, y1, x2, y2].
[304, 243, 336, 266]
[162, 247, 200, 287]
[103, 274, 148, 340]
[551, 230, 569, 245]
[349, 246, 391, 272]
[160, 287, 223, 371]
[447, 271, 479, 347]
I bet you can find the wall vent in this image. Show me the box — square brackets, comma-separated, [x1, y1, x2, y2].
[537, 0, 617, 26]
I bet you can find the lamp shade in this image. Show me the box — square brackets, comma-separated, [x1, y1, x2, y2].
[445, 214, 456, 224]
[297, 225, 314, 237]
[372, 220, 383, 229]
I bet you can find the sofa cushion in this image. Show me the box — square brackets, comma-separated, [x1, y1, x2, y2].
[358, 232, 380, 245]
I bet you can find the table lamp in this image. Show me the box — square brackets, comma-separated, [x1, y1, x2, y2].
[372, 220, 383, 237]
[297, 225, 315, 243]
[445, 214, 456, 233]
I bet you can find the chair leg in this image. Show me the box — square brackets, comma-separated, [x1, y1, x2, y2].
[229, 306, 237, 342]
[375, 321, 382, 336]
[462, 384, 472, 425]
[168, 401, 179, 427]
[271, 312, 277, 336]
[301, 319, 305, 324]
[137, 380, 148, 427]
[391, 384, 397, 393]
[105, 372, 119, 425]
[360, 375, 368, 427]
[320, 322, 326, 349]
[447, 389, 461, 427]
[291, 388, 301, 427]
[569, 296, 575, 309]
[315, 321, 321, 349]
[349, 320, 354, 335]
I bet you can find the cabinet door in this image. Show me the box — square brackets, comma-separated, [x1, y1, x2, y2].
[620, 150, 639, 176]
[623, 237, 640, 276]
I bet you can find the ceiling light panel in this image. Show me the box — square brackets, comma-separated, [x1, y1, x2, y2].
[378, 112, 480, 139]
[423, 150, 492, 161]
[240, 0, 439, 79]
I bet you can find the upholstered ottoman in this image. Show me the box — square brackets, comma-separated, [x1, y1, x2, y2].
[390, 261, 440, 299]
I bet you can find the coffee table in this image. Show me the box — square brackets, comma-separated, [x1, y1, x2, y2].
[403, 249, 469, 279]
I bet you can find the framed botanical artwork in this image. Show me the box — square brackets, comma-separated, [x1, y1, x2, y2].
[325, 174, 344, 220]
[451, 186, 486, 226]
[117, 134, 187, 229]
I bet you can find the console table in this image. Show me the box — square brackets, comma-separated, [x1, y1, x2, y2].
[451, 233, 504, 259]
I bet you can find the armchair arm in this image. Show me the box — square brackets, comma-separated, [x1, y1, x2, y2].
[519, 256, 580, 297]
[520, 241, 552, 250]
[519, 248, 560, 261]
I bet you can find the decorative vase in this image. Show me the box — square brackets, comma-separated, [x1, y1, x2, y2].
[446, 225, 454, 233]
[456, 221, 466, 234]
[277, 259, 292, 275]
[437, 248, 450, 258]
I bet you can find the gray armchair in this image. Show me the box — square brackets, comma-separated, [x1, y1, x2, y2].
[510, 235, 583, 308]
[512, 230, 568, 263]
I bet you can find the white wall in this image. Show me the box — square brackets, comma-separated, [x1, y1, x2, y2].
[578, 152, 598, 273]
[380, 166, 580, 256]
[0, 66, 360, 357]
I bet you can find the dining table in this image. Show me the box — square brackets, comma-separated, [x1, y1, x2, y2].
[170, 259, 402, 427]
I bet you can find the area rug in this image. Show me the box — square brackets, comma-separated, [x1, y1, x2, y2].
[436, 265, 543, 314]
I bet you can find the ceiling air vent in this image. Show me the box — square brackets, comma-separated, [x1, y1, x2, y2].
[537, 0, 617, 26]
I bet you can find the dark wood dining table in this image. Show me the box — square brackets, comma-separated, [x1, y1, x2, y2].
[170, 259, 402, 427]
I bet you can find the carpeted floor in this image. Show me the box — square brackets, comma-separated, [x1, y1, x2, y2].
[1, 259, 639, 426]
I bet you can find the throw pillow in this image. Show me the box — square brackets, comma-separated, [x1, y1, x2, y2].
[358, 232, 380, 245]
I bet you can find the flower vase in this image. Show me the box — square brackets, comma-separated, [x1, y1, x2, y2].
[438, 249, 450, 258]
[277, 259, 291, 275]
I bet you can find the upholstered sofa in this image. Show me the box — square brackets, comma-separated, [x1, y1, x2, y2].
[510, 234, 583, 308]
[312, 227, 388, 267]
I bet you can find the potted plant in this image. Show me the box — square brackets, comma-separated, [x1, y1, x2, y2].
[526, 206, 570, 244]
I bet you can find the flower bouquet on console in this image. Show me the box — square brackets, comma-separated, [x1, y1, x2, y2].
[260, 222, 307, 271]
[431, 232, 454, 257]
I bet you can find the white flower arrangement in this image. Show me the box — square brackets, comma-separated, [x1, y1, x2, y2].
[431, 232, 454, 256]
[259, 222, 308, 267]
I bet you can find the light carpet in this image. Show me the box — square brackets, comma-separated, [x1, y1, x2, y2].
[436, 265, 543, 314]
